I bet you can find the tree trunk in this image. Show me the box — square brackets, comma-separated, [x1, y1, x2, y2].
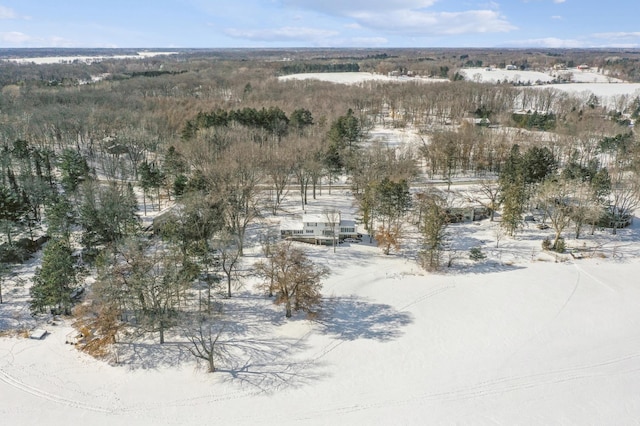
[553, 231, 561, 250]
[159, 325, 165, 344]
[285, 300, 292, 318]
[208, 351, 215, 373]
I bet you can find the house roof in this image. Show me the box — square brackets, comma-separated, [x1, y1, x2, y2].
[303, 214, 331, 223]
[279, 218, 303, 231]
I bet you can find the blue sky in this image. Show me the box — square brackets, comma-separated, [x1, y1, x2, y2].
[1, 0, 638, 49]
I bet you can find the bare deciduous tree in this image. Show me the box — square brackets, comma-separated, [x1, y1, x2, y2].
[535, 178, 574, 250]
[183, 309, 225, 373]
[255, 242, 328, 318]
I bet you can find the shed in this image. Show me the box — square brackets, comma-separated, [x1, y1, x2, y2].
[29, 329, 48, 340]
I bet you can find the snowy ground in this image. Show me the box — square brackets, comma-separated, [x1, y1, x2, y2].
[533, 83, 640, 98]
[2, 181, 640, 424]
[278, 72, 449, 85]
[277, 71, 640, 110]
[459, 67, 625, 85]
[2, 51, 178, 64]
[3, 77, 640, 424]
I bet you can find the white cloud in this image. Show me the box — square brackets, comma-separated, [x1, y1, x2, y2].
[551, 15, 563, 20]
[502, 37, 583, 48]
[593, 32, 640, 40]
[280, 0, 515, 36]
[282, 0, 438, 14]
[0, 31, 31, 44]
[351, 9, 516, 35]
[225, 26, 339, 42]
[0, 31, 76, 47]
[553, 0, 566, 3]
[350, 37, 388, 46]
[48, 36, 76, 48]
[0, 5, 16, 19]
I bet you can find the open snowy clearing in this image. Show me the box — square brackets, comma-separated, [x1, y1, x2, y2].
[533, 82, 640, 98]
[460, 67, 625, 85]
[277, 71, 640, 105]
[278, 72, 449, 85]
[2, 51, 179, 64]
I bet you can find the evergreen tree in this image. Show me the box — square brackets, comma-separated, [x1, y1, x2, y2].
[58, 149, 90, 193]
[522, 146, 557, 184]
[139, 161, 165, 212]
[290, 108, 314, 135]
[30, 240, 77, 315]
[418, 190, 449, 271]
[499, 145, 527, 236]
[0, 185, 26, 245]
[78, 182, 140, 253]
[326, 109, 363, 172]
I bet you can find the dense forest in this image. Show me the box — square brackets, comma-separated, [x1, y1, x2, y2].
[1, 48, 639, 368]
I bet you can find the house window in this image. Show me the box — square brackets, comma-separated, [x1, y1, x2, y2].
[340, 227, 354, 233]
[293, 230, 303, 235]
[306, 230, 314, 234]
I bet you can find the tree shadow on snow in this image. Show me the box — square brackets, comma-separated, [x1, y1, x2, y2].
[115, 341, 194, 370]
[446, 260, 526, 275]
[314, 296, 413, 342]
[212, 292, 328, 392]
[215, 334, 327, 393]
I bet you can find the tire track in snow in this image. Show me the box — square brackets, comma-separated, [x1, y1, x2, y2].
[399, 285, 455, 312]
[551, 265, 580, 321]
[289, 349, 640, 421]
[500, 267, 581, 369]
[0, 367, 112, 413]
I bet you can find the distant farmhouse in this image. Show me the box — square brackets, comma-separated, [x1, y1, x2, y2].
[280, 213, 359, 244]
[445, 206, 489, 223]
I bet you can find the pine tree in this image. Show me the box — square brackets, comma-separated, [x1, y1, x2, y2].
[30, 240, 77, 315]
[418, 190, 449, 271]
[499, 145, 526, 236]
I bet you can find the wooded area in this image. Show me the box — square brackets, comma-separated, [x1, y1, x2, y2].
[1, 47, 639, 369]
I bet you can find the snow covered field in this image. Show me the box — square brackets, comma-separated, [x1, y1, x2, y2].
[534, 82, 640, 98]
[278, 72, 448, 85]
[2, 51, 178, 64]
[459, 67, 625, 85]
[278, 71, 640, 114]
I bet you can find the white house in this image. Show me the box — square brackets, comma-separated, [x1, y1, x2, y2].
[280, 213, 359, 244]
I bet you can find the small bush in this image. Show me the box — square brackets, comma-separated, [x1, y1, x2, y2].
[469, 247, 486, 261]
[541, 238, 552, 251]
[554, 238, 566, 253]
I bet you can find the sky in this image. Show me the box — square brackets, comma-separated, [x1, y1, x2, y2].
[0, 0, 639, 49]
